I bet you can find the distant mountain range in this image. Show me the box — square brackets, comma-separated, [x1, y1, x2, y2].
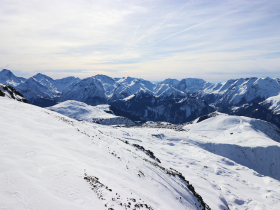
[1, 69, 280, 127]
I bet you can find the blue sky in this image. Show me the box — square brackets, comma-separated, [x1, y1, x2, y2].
[0, 0, 280, 82]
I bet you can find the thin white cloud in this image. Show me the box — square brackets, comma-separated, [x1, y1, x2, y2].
[145, 7, 242, 47]
[0, 0, 280, 82]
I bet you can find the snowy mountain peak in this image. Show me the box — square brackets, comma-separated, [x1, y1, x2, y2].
[93, 74, 116, 83]
[0, 69, 27, 86]
[180, 78, 207, 85]
[33, 73, 54, 81]
[176, 78, 210, 94]
[158, 86, 186, 99]
[159, 78, 180, 86]
[133, 78, 140, 83]
[0, 69, 13, 76]
[60, 77, 107, 106]
[135, 88, 154, 96]
[116, 76, 136, 85]
[121, 88, 153, 101]
[25, 77, 41, 85]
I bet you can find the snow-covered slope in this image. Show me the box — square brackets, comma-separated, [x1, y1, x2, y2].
[0, 97, 209, 210]
[0, 83, 28, 103]
[156, 86, 186, 99]
[185, 115, 280, 180]
[92, 74, 119, 98]
[261, 94, 280, 114]
[102, 115, 280, 210]
[52, 76, 81, 92]
[32, 73, 81, 94]
[175, 78, 211, 94]
[47, 100, 135, 126]
[60, 77, 107, 105]
[196, 77, 280, 108]
[16, 77, 57, 107]
[32, 73, 59, 94]
[158, 78, 180, 86]
[110, 78, 156, 101]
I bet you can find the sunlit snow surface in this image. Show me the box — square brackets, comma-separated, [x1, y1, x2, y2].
[99, 118, 280, 209]
[1, 97, 280, 209]
[46, 100, 116, 120]
[46, 100, 136, 126]
[0, 97, 203, 210]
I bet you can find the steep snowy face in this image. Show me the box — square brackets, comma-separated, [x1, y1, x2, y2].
[92, 74, 117, 97]
[110, 78, 156, 101]
[17, 77, 55, 100]
[53, 76, 81, 92]
[32, 73, 59, 94]
[197, 77, 280, 108]
[110, 90, 215, 124]
[111, 76, 136, 97]
[157, 86, 187, 99]
[153, 83, 170, 95]
[190, 77, 280, 128]
[33, 73, 54, 83]
[175, 78, 211, 94]
[261, 94, 280, 114]
[33, 73, 81, 94]
[0, 69, 26, 86]
[115, 76, 136, 86]
[0, 83, 28, 103]
[60, 77, 107, 105]
[47, 100, 135, 126]
[158, 78, 180, 86]
[0, 97, 209, 210]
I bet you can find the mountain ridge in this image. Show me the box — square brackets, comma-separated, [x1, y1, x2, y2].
[1, 69, 280, 127]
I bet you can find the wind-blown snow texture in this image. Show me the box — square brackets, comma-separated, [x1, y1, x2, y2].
[4, 96, 280, 209]
[1, 69, 280, 127]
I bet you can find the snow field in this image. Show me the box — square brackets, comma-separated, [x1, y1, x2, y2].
[0, 97, 205, 210]
[99, 115, 280, 210]
[47, 100, 135, 126]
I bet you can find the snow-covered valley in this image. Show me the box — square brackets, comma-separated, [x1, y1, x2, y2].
[1, 97, 280, 209]
[98, 116, 280, 210]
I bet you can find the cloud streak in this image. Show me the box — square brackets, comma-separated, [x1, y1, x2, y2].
[145, 7, 242, 47]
